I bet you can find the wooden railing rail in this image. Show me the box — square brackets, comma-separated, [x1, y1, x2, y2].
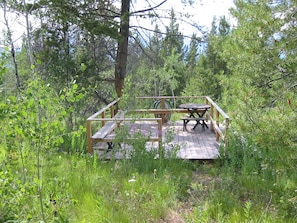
[87, 96, 230, 154]
[136, 96, 205, 99]
[87, 117, 162, 154]
[205, 96, 230, 143]
[93, 117, 162, 143]
[135, 96, 205, 123]
[87, 98, 120, 121]
[86, 97, 163, 154]
[86, 98, 120, 153]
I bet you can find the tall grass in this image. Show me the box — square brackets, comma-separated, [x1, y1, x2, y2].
[3, 128, 297, 222]
[1, 147, 195, 222]
[44, 152, 195, 222]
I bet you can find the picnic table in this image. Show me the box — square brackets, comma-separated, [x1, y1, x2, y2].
[178, 103, 210, 131]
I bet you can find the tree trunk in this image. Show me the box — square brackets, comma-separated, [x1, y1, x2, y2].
[3, 0, 21, 88]
[114, 0, 130, 97]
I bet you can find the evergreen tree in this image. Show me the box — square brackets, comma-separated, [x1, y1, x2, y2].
[220, 0, 296, 107]
[219, 0, 297, 171]
[161, 9, 185, 59]
[185, 34, 200, 72]
[148, 25, 164, 68]
[183, 16, 230, 100]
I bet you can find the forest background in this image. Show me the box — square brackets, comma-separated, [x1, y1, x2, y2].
[1, 0, 297, 222]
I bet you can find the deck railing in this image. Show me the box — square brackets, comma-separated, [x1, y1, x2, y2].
[204, 96, 230, 143]
[86, 98, 162, 154]
[86, 96, 230, 153]
[86, 98, 120, 153]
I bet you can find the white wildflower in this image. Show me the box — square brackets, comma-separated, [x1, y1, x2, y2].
[128, 176, 136, 183]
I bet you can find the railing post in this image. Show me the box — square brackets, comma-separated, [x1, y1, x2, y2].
[161, 98, 165, 124]
[224, 117, 230, 146]
[101, 111, 105, 126]
[210, 105, 214, 132]
[114, 102, 119, 115]
[216, 110, 220, 142]
[110, 105, 114, 118]
[158, 119, 163, 158]
[86, 120, 93, 154]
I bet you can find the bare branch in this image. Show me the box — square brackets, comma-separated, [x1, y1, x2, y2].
[131, 0, 168, 15]
[130, 25, 205, 42]
[130, 35, 158, 64]
[3, 0, 21, 88]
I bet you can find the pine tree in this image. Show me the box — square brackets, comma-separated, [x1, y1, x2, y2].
[183, 16, 230, 100]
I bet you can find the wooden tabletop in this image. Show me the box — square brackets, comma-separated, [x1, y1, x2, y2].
[178, 103, 211, 109]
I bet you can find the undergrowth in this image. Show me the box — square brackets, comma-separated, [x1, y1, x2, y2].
[1, 79, 297, 222]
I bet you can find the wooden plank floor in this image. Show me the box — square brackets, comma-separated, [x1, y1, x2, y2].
[94, 120, 220, 160]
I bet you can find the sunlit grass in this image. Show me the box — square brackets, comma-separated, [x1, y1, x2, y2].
[39, 153, 193, 222]
[3, 134, 297, 222]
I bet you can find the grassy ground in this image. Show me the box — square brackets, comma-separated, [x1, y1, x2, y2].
[2, 142, 297, 222]
[41, 153, 195, 222]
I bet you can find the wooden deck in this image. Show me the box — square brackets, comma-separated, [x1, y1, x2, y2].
[87, 96, 229, 159]
[94, 120, 221, 160]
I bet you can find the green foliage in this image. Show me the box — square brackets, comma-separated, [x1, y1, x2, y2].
[0, 53, 7, 85]
[221, 0, 297, 102]
[2, 0, 297, 221]
[183, 16, 230, 100]
[216, 1, 297, 220]
[68, 155, 193, 222]
[181, 1, 297, 220]
[184, 34, 200, 74]
[0, 70, 87, 220]
[161, 9, 185, 59]
[126, 48, 186, 98]
[217, 124, 297, 221]
[125, 9, 188, 98]
[3, 79, 65, 151]
[220, 0, 297, 190]
[21, 0, 120, 112]
[0, 158, 35, 221]
[0, 151, 194, 222]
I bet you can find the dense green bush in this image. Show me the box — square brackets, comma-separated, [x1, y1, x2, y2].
[0, 76, 87, 221]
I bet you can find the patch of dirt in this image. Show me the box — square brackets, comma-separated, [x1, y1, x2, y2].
[157, 167, 219, 223]
[157, 210, 185, 223]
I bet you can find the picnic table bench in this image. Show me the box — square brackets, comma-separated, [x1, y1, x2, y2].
[91, 110, 126, 150]
[86, 102, 163, 154]
[180, 117, 208, 131]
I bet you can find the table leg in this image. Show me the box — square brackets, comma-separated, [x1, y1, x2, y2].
[182, 109, 195, 131]
[183, 119, 188, 131]
[193, 120, 201, 130]
[183, 108, 209, 131]
[107, 142, 113, 150]
[193, 109, 209, 130]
